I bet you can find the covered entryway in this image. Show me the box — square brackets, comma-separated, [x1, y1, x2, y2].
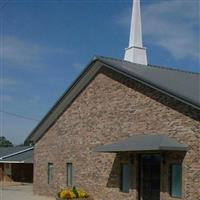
[95, 134, 187, 200]
[140, 154, 161, 200]
[12, 163, 33, 183]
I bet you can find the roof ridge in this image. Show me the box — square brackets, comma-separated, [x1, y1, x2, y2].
[94, 55, 123, 63]
[148, 64, 200, 75]
[95, 55, 141, 65]
[95, 55, 200, 75]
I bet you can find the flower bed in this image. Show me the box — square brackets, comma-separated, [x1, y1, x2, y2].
[57, 186, 90, 199]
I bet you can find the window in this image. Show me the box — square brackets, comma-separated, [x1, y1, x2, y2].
[170, 164, 182, 198]
[48, 163, 54, 184]
[120, 163, 129, 193]
[67, 163, 73, 186]
[4, 163, 11, 176]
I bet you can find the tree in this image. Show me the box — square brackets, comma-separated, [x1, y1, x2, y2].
[24, 140, 34, 146]
[0, 136, 13, 147]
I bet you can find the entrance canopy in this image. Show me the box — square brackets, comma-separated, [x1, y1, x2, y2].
[95, 134, 187, 153]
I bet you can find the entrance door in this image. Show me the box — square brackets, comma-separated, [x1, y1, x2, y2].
[140, 155, 161, 200]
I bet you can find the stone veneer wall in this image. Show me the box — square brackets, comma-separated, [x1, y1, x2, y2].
[34, 67, 200, 200]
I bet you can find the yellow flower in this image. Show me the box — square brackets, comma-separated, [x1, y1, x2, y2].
[60, 190, 68, 199]
[69, 191, 76, 198]
[78, 191, 88, 198]
[58, 188, 89, 199]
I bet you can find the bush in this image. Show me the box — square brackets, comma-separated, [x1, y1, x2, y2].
[72, 186, 79, 198]
[57, 187, 89, 199]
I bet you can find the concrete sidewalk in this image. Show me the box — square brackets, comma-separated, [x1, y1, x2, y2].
[0, 184, 55, 200]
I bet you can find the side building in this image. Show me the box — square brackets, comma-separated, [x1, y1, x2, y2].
[0, 146, 33, 183]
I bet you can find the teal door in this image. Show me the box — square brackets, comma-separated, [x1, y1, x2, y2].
[121, 164, 129, 192]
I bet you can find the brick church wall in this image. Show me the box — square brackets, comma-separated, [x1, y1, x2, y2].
[34, 67, 200, 200]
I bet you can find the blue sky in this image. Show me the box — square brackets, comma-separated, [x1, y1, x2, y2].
[0, 0, 199, 145]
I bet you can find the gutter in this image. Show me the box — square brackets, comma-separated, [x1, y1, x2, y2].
[0, 161, 25, 163]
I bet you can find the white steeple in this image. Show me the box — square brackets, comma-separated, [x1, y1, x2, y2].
[124, 0, 147, 65]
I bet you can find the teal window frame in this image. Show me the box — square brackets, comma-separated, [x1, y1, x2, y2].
[120, 163, 130, 193]
[170, 164, 182, 198]
[66, 163, 73, 186]
[48, 163, 54, 184]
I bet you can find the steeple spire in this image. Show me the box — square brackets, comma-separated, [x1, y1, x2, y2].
[124, 0, 147, 65]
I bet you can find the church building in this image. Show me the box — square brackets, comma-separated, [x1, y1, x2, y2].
[25, 0, 200, 199]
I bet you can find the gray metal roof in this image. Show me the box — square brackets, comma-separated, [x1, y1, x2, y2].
[2, 149, 33, 163]
[0, 146, 33, 163]
[25, 56, 200, 143]
[0, 146, 31, 158]
[95, 134, 188, 152]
